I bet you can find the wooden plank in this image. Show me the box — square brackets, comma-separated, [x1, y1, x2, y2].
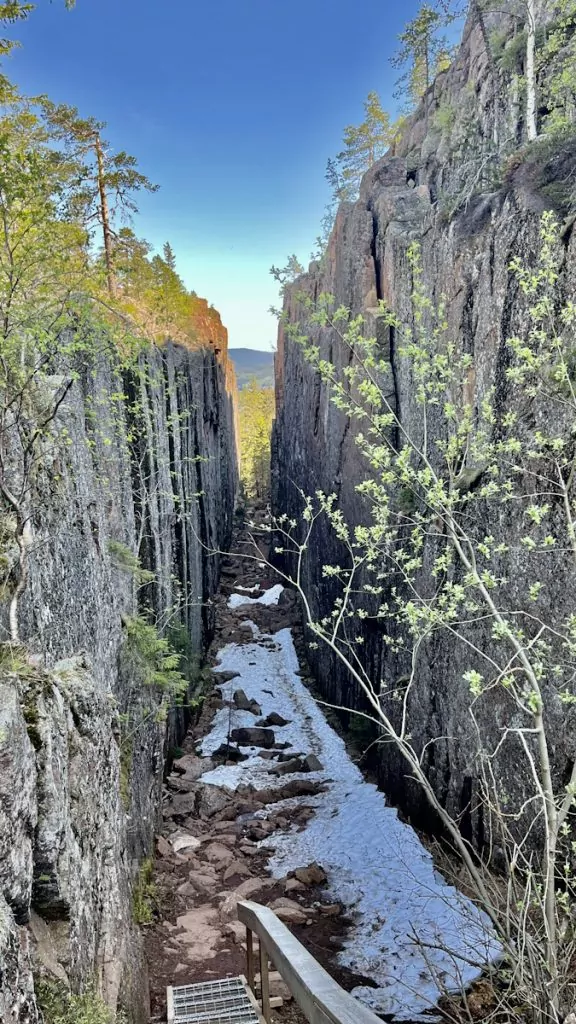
[246, 926, 255, 992]
[166, 986, 175, 1024]
[238, 900, 381, 1024]
[260, 938, 271, 1023]
[240, 975, 268, 1024]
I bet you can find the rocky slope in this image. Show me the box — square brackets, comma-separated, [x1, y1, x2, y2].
[0, 339, 237, 1022]
[272, 7, 576, 839]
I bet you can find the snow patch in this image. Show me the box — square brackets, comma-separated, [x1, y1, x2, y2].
[200, 624, 498, 1021]
[228, 584, 284, 609]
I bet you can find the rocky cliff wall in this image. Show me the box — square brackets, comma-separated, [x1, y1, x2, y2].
[272, 8, 576, 841]
[0, 339, 237, 1022]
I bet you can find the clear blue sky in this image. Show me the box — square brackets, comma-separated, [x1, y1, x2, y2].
[11, 0, 424, 350]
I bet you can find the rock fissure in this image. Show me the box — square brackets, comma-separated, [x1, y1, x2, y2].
[272, 7, 576, 852]
[144, 512, 498, 1024]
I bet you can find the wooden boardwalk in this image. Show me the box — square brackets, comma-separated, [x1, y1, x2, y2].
[167, 900, 382, 1024]
[238, 900, 382, 1024]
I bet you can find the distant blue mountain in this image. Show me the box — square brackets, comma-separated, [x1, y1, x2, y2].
[229, 348, 275, 389]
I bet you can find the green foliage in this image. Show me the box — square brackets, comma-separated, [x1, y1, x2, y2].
[433, 100, 457, 134]
[107, 540, 155, 585]
[278, 212, 576, 1021]
[123, 614, 188, 699]
[238, 379, 275, 500]
[36, 980, 122, 1024]
[0, 54, 226, 642]
[166, 621, 210, 700]
[270, 254, 305, 294]
[328, 92, 400, 203]
[391, 3, 454, 108]
[0, 2, 74, 72]
[308, 92, 402, 260]
[539, 0, 576, 137]
[132, 857, 158, 925]
[0, 640, 31, 675]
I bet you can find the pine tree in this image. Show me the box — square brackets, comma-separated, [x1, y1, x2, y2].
[162, 241, 177, 271]
[391, 4, 453, 111]
[40, 102, 158, 297]
[0, 0, 75, 56]
[0, 1, 75, 96]
[333, 92, 397, 201]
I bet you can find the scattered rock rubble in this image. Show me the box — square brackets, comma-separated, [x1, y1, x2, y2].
[145, 517, 353, 1023]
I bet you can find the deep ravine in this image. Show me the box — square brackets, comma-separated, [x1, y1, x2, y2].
[145, 513, 496, 1023]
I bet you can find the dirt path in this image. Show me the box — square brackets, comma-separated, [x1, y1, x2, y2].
[145, 514, 370, 1023]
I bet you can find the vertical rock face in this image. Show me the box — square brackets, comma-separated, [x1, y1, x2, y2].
[0, 340, 237, 1021]
[273, 8, 576, 842]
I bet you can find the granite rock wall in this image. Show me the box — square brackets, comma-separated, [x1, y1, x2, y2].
[0, 339, 237, 1022]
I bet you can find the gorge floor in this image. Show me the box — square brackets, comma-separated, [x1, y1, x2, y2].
[144, 516, 495, 1023]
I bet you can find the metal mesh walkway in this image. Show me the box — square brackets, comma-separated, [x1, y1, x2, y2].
[167, 976, 263, 1024]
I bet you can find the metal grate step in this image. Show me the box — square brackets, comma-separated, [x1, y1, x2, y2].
[167, 976, 264, 1024]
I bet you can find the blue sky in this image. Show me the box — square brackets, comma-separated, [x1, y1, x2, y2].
[12, 0, 424, 350]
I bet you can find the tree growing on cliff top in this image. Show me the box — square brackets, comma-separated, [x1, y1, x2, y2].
[391, 3, 454, 110]
[40, 101, 158, 297]
[0, 100, 94, 640]
[328, 92, 399, 203]
[311, 92, 400, 261]
[264, 212, 576, 1022]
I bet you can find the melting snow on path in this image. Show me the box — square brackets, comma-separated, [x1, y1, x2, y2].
[200, 617, 498, 1021]
[228, 583, 284, 609]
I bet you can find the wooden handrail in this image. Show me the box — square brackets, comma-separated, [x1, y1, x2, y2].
[237, 900, 382, 1024]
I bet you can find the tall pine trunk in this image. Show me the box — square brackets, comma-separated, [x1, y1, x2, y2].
[94, 133, 117, 297]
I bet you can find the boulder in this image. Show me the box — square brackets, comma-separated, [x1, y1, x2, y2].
[172, 754, 207, 780]
[156, 835, 172, 858]
[176, 881, 197, 897]
[270, 757, 306, 777]
[319, 903, 342, 917]
[164, 791, 198, 818]
[257, 712, 291, 728]
[269, 898, 310, 926]
[213, 670, 241, 683]
[219, 877, 276, 923]
[232, 690, 261, 715]
[222, 920, 247, 946]
[211, 743, 247, 763]
[197, 784, 233, 820]
[284, 877, 306, 893]
[230, 727, 275, 749]
[201, 843, 236, 869]
[246, 821, 275, 842]
[303, 754, 324, 772]
[171, 832, 201, 854]
[222, 860, 252, 883]
[292, 862, 327, 887]
[167, 773, 200, 793]
[187, 873, 218, 898]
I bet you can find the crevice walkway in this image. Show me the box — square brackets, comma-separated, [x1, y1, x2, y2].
[146, 514, 493, 1024]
